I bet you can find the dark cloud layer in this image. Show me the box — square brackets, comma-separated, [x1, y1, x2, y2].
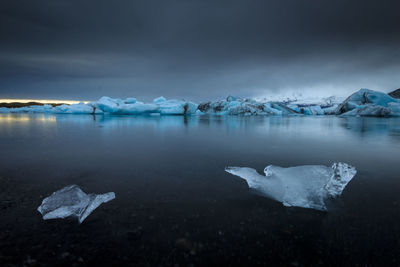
[1, 0, 400, 101]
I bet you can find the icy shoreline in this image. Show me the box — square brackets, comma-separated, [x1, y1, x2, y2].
[1, 88, 399, 117]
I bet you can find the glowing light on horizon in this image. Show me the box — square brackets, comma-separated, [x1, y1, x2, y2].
[0, 98, 88, 104]
[0, 114, 57, 124]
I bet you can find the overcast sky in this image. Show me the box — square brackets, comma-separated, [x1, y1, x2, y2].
[1, 0, 399, 101]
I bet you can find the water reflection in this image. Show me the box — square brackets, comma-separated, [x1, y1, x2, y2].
[339, 117, 400, 138]
[0, 114, 57, 124]
[1, 114, 400, 142]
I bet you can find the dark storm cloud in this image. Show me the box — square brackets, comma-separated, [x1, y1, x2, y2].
[0, 0, 400, 100]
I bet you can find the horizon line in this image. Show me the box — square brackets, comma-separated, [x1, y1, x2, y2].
[0, 98, 89, 104]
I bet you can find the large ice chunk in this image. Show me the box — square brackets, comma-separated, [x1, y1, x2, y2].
[225, 162, 356, 211]
[336, 88, 399, 114]
[158, 99, 186, 115]
[154, 97, 198, 115]
[197, 97, 298, 115]
[37, 185, 115, 223]
[97, 96, 159, 114]
[53, 103, 103, 114]
[0, 104, 53, 113]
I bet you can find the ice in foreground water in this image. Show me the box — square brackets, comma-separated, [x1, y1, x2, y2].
[225, 162, 356, 211]
[37, 185, 115, 223]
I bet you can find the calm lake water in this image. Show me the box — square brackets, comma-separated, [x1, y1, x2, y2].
[1, 114, 400, 266]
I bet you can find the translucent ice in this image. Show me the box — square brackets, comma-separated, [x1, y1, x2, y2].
[225, 162, 356, 211]
[37, 185, 115, 223]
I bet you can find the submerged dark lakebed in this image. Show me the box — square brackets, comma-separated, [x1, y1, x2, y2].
[1, 114, 400, 266]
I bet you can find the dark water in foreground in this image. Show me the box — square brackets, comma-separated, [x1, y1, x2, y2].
[1, 114, 400, 266]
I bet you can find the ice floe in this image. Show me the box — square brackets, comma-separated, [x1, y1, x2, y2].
[225, 162, 356, 211]
[37, 185, 115, 223]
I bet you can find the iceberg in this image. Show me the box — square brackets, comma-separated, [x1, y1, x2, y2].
[225, 162, 356, 211]
[97, 96, 159, 114]
[335, 88, 399, 116]
[198, 97, 298, 115]
[37, 185, 115, 223]
[154, 97, 198, 115]
[95, 96, 198, 115]
[53, 103, 102, 114]
[0, 104, 53, 113]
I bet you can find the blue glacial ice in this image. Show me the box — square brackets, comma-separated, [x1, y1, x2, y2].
[37, 185, 115, 223]
[225, 162, 356, 211]
[1, 88, 399, 117]
[336, 88, 400, 116]
[153, 96, 198, 115]
[97, 96, 159, 115]
[53, 102, 103, 114]
[0, 104, 54, 113]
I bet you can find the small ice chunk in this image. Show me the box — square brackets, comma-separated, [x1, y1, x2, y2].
[225, 162, 356, 211]
[37, 185, 115, 223]
[153, 96, 167, 104]
[124, 97, 137, 104]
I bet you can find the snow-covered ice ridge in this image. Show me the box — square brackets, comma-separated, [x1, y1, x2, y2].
[1, 89, 399, 117]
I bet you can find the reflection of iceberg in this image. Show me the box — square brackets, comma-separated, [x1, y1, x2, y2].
[37, 185, 115, 223]
[225, 162, 356, 211]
